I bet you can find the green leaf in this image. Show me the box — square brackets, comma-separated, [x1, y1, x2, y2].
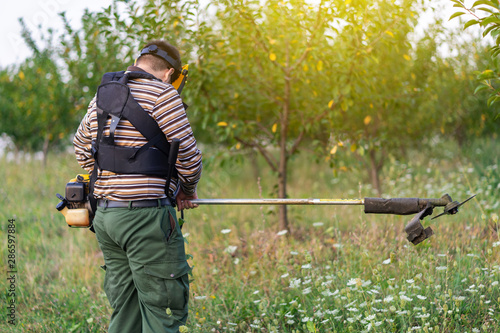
[487, 94, 497, 106]
[464, 19, 480, 29]
[472, 0, 497, 8]
[491, 47, 500, 57]
[481, 16, 500, 26]
[449, 12, 466, 20]
[306, 321, 316, 332]
[482, 24, 498, 36]
[474, 84, 490, 94]
[477, 7, 494, 13]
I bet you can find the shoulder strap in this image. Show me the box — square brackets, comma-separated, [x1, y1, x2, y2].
[100, 71, 126, 85]
[96, 79, 171, 157]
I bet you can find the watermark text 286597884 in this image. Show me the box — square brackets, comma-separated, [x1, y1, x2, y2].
[6, 218, 17, 325]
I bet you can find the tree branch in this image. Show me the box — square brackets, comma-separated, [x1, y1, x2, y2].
[289, 130, 304, 156]
[235, 136, 278, 172]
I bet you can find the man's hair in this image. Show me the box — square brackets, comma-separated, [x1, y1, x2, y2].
[137, 40, 181, 82]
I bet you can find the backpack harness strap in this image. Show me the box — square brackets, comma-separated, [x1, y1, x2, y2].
[88, 71, 179, 227]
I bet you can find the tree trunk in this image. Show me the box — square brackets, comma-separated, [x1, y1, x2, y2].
[278, 152, 288, 231]
[249, 149, 259, 182]
[42, 134, 50, 167]
[278, 68, 291, 231]
[369, 149, 383, 197]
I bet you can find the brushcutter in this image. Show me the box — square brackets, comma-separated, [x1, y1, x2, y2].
[190, 194, 476, 245]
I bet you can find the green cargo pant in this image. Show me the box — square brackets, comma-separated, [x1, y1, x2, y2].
[93, 204, 190, 333]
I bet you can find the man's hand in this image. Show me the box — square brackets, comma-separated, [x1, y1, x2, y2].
[175, 187, 199, 211]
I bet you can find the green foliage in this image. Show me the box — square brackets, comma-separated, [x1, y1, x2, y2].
[0, 21, 74, 154]
[451, 0, 500, 111]
[0, 0, 498, 202]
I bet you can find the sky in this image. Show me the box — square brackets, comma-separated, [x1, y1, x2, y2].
[0, 0, 465, 68]
[0, 0, 112, 67]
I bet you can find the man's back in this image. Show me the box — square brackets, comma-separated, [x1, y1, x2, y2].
[73, 67, 202, 201]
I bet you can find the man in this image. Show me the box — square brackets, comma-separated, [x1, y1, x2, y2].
[73, 40, 202, 332]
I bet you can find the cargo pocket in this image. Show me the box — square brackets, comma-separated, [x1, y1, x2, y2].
[142, 261, 191, 311]
[159, 207, 179, 244]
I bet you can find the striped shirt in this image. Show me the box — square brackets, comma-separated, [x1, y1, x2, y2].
[73, 66, 202, 201]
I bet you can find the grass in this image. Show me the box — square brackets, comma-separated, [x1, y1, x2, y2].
[0, 137, 499, 332]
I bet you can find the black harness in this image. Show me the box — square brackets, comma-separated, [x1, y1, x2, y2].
[88, 71, 178, 222]
[93, 71, 173, 176]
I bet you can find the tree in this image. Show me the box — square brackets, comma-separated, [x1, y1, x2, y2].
[0, 21, 74, 162]
[322, 0, 423, 196]
[192, 0, 424, 228]
[451, 0, 500, 112]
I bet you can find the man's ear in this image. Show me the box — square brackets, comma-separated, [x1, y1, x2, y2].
[163, 68, 175, 83]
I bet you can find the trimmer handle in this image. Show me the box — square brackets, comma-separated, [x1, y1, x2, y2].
[364, 197, 427, 215]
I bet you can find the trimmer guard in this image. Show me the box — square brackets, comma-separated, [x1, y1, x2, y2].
[404, 203, 435, 245]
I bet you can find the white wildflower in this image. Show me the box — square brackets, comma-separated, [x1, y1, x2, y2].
[365, 314, 376, 321]
[289, 278, 301, 289]
[277, 230, 288, 236]
[417, 295, 427, 300]
[301, 264, 312, 269]
[322, 290, 338, 297]
[382, 258, 391, 265]
[224, 245, 238, 255]
[400, 295, 413, 302]
[436, 266, 447, 271]
[194, 296, 207, 300]
[384, 295, 394, 303]
[220, 229, 231, 234]
[281, 273, 289, 278]
[347, 278, 361, 286]
[313, 222, 324, 227]
[492, 281, 499, 286]
[406, 279, 415, 284]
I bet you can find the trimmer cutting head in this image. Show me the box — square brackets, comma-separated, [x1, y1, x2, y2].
[431, 194, 477, 220]
[404, 194, 476, 245]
